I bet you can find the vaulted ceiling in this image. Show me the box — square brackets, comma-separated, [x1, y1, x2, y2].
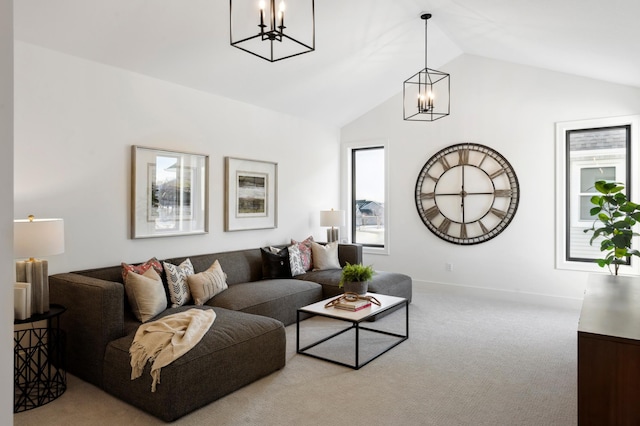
[13, 0, 640, 128]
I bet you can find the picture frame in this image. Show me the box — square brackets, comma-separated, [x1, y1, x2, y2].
[131, 146, 209, 239]
[225, 157, 278, 231]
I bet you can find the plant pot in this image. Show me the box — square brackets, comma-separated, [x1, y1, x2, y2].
[343, 281, 368, 295]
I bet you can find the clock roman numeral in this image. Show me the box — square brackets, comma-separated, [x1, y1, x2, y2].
[479, 220, 489, 234]
[494, 189, 512, 197]
[477, 153, 488, 168]
[427, 173, 439, 183]
[458, 149, 469, 165]
[489, 168, 506, 179]
[490, 208, 507, 219]
[419, 192, 435, 200]
[438, 156, 451, 171]
[425, 205, 440, 220]
[438, 218, 451, 234]
[460, 223, 467, 239]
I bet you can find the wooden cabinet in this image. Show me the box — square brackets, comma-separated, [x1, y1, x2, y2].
[578, 274, 640, 425]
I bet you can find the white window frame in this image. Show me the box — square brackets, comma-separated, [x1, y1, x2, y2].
[555, 115, 640, 274]
[570, 156, 625, 226]
[342, 139, 389, 255]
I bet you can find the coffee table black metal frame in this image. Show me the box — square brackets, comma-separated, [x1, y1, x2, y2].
[296, 293, 408, 369]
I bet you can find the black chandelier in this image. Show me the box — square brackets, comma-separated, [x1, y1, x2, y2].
[230, 0, 315, 62]
[403, 13, 450, 121]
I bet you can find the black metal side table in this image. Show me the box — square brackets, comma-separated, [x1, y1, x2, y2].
[14, 304, 67, 412]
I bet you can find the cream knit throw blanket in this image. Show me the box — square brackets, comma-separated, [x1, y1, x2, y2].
[130, 308, 216, 392]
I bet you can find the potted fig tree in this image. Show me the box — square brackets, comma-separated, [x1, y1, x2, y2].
[339, 262, 374, 295]
[584, 180, 640, 275]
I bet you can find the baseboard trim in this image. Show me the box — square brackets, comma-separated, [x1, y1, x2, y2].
[412, 279, 583, 310]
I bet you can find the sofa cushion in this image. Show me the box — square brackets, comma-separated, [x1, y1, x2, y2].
[121, 257, 163, 282]
[103, 306, 285, 422]
[165, 249, 264, 286]
[163, 258, 194, 308]
[366, 271, 413, 302]
[291, 236, 314, 271]
[297, 269, 413, 301]
[124, 268, 167, 322]
[206, 279, 322, 326]
[187, 259, 228, 305]
[261, 247, 292, 279]
[311, 241, 341, 270]
[287, 244, 306, 276]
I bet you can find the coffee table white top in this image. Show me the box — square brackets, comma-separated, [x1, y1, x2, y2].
[299, 293, 407, 322]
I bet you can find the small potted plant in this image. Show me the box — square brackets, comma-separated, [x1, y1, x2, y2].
[339, 262, 375, 295]
[584, 180, 640, 275]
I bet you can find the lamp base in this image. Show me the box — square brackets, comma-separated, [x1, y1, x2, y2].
[16, 260, 49, 315]
[326, 228, 339, 243]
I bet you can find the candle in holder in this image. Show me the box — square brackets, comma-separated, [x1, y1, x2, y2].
[259, 0, 265, 30]
[279, 1, 285, 28]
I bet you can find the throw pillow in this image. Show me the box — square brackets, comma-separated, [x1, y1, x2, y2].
[287, 244, 306, 276]
[125, 267, 168, 322]
[187, 259, 228, 305]
[121, 257, 163, 282]
[261, 247, 292, 279]
[163, 258, 195, 308]
[291, 236, 314, 271]
[311, 241, 341, 270]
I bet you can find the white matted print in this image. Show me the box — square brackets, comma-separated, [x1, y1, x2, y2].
[225, 157, 277, 231]
[132, 146, 209, 238]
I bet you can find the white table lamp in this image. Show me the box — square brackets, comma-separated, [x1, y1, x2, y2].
[320, 209, 345, 243]
[14, 215, 65, 315]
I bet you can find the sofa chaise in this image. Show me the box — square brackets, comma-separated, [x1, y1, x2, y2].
[49, 243, 412, 421]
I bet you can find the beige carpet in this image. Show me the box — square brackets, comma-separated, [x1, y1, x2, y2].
[14, 285, 580, 426]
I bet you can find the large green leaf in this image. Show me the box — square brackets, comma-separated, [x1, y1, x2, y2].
[611, 185, 625, 194]
[620, 203, 637, 212]
[600, 239, 614, 250]
[612, 233, 631, 247]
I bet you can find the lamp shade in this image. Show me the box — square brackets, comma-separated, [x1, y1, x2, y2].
[320, 210, 345, 227]
[14, 218, 65, 259]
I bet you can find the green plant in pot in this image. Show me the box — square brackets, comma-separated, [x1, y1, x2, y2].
[584, 180, 640, 275]
[339, 262, 375, 295]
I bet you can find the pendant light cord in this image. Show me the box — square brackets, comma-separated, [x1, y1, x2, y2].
[424, 17, 428, 70]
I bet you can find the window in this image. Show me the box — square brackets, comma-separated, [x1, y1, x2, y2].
[567, 126, 629, 262]
[343, 140, 388, 253]
[555, 116, 639, 273]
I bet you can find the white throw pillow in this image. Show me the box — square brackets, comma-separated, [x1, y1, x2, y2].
[163, 258, 195, 308]
[187, 259, 228, 305]
[311, 241, 341, 270]
[125, 267, 168, 322]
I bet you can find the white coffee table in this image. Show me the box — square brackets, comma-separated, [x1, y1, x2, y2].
[296, 293, 409, 369]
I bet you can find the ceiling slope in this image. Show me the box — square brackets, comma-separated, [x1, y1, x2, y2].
[13, 0, 640, 128]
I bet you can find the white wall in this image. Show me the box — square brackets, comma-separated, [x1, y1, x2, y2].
[1, 1, 13, 423]
[14, 42, 341, 274]
[342, 54, 640, 301]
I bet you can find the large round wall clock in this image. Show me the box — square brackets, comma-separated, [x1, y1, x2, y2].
[415, 143, 520, 245]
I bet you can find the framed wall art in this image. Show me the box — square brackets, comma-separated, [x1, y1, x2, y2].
[131, 146, 209, 239]
[225, 157, 278, 231]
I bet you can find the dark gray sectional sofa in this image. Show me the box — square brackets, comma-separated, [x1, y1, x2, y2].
[49, 243, 412, 422]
